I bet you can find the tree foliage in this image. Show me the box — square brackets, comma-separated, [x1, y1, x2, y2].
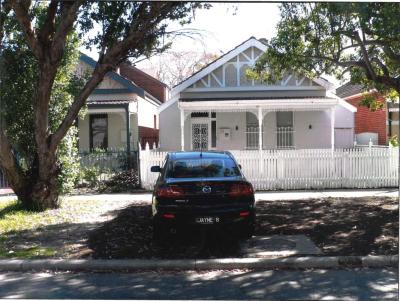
[0, 1, 206, 210]
[250, 3, 400, 102]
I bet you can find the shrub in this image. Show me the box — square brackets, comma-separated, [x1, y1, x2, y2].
[99, 169, 140, 193]
[389, 135, 399, 147]
[81, 166, 102, 188]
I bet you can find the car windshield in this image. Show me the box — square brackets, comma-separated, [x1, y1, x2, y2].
[166, 157, 241, 178]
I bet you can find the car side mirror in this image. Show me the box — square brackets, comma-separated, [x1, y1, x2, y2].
[238, 164, 242, 169]
[151, 165, 161, 173]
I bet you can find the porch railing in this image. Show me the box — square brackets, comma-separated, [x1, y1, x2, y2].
[246, 126, 260, 149]
[277, 126, 294, 149]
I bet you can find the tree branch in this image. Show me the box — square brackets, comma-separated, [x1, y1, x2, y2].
[50, 0, 83, 64]
[371, 57, 390, 77]
[10, 0, 42, 59]
[37, 0, 58, 45]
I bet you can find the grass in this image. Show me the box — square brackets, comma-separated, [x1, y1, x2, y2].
[0, 246, 56, 259]
[0, 198, 115, 259]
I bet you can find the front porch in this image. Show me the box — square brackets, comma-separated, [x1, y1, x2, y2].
[178, 98, 354, 151]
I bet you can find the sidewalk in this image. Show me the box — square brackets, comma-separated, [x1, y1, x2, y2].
[0, 188, 398, 202]
[0, 255, 397, 272]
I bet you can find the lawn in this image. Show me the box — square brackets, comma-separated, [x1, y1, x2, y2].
[0, 198, 136, 259]
[0, 196, 397, 259]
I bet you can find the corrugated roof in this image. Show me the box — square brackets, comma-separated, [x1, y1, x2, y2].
[87, 100, 132, 105]
[180, 96, 336, 102]
[336, 82, 365, 98]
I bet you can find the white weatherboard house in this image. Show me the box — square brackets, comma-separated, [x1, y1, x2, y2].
[158, 37, 357, 151]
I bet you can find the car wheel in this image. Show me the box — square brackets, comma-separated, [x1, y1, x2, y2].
[239, 216, 255, 239]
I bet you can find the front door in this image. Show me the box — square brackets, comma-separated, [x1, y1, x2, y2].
[192, 122, 208, 150]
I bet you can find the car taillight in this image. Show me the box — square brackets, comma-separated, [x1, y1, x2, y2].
[156, 185, 185, 198]
[229, 182, 254, 197]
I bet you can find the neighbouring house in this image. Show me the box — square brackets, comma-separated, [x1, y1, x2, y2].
[77, 54, 168, 153]
[387, 102, 399, 139]
[158, 37, 356, 151]
[336, 83, 398, 145]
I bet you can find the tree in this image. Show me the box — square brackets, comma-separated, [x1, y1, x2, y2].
[141, 51, 219, 87]
[249, 3, 400, 108]
[0, 1, 206, 210]
[1, 6, 83, 198]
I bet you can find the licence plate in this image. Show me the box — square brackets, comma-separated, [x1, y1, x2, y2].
[195, 216, 220, 224]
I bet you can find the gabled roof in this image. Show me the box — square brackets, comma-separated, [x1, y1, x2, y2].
[79, 53, 145, 98]
[159, 37, 334, 113]
[336, 82, 366, 98]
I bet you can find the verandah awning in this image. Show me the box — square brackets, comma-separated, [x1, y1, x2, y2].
[178, 97, 356, 112]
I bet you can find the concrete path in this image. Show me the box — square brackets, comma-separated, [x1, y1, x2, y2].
[1, 188, 397, 202]
[1, 269, 397, 300]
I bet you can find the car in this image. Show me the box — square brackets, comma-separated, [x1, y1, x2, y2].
[150, 151, 255, 241]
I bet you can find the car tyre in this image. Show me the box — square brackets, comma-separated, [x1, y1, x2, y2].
[239, 216, 255, 239]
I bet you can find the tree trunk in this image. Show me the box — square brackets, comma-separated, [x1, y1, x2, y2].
[7, 150, 61, 211]
[13, 170, 60, 211]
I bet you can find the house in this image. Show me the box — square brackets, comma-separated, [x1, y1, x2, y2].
[336, 83, 398, 145]
[77, 54, 168, 153]
[388, 102, 399, 139]
[158, 37, 357, 151]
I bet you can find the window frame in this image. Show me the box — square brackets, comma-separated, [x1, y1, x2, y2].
[89, 114, 108, 151]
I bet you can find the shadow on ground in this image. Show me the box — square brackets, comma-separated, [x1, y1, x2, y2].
[1, 197, 397, 259]
[88, 203, 242, 259]
[0, 268, 398, 300]
[256, 197, 398, 256]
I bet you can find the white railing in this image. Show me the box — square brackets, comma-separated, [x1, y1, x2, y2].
[245, 126, 259, 149]
[140, 145, 399, 190]
[277, 126, 294, 149]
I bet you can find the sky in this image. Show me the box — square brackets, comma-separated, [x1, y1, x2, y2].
[135, 3, 281, 69]
[80, 3, 341, 86]
[81, 3, 280, 62]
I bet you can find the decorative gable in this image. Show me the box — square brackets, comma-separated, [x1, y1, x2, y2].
[188, 45, 317, 90]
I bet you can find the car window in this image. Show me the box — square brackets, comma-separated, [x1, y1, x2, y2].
[165, 158, 241, 178]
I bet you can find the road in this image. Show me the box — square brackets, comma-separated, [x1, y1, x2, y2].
[1, 268, 397, 300]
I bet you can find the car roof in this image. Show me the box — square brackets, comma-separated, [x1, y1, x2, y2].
[168, 151, 233, 160]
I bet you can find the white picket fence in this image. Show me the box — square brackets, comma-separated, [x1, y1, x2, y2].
[139, 145, 399, 190]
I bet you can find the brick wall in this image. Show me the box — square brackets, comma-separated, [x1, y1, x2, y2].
[120, 64, 167, 102]
[345, 93, 387, 145]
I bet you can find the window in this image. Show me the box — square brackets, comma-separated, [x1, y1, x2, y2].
[90, 114, 108, 150]
[276, 111, 294, 149]
[166, 158, 241, 178]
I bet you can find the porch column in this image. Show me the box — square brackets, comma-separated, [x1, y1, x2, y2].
[180, 109, 185, 151]
[258, 107, 264, 174]
[258, 107, 263, 151]
[330, 107, 335, 151]
[125, 106, 131, 167]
